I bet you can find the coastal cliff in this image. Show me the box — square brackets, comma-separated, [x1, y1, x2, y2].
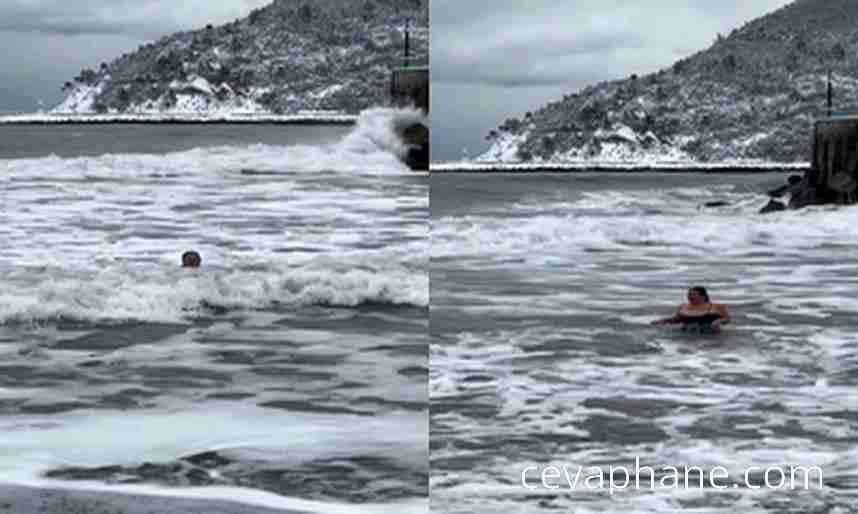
[481, 0, 858, 163]
[54, 0, 428, 115]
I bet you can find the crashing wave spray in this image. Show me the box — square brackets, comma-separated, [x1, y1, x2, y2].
[0, 263, 428, 324]
[337, 107, 427, 168]
[0, 107, 427, 178]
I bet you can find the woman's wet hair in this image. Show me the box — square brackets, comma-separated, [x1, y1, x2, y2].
[182, 251, 202, 267]
[689, 286, 710, 302]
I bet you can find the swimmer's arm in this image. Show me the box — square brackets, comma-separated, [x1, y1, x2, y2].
[714, 304, 731, 325]
[718, 305, 733, 325]
[652, 305, 684, 325]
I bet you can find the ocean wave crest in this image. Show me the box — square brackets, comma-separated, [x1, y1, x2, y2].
[0, 107, 423, 179]
[0, 264, 427, 324]
[434, 188, 858, 259]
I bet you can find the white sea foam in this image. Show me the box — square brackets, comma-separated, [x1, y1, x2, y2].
[339, 106, 426, 161]
[434, 188, 858, 263]
[431, 176, 856, 514]
[0, 107, 421, 178]
[0, 108, 429, 322]
[0, 406, 427, 514]
[0, 114, 429, 509]
[0, 263, 427, 324]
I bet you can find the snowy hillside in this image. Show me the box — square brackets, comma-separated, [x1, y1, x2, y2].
[480, 0, 858, 163]
[53, 0, 428, 116]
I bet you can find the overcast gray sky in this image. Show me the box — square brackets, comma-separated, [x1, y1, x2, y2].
[0, 0, 269, 112]
[431, 0, 794, 162]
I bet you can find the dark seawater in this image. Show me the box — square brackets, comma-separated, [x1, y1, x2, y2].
[431, 172, 857, 514]
[0, 111, 428, 514]
[0, 123, 351, 159]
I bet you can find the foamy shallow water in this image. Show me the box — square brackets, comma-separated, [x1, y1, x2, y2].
[430, 173, 858, 513]
[0, 109, 428, 509]
[0, 107, 428, 322]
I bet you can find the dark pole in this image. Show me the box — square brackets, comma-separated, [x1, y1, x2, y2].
[404, 19, 410, 68]
[827, 68, 832, 117]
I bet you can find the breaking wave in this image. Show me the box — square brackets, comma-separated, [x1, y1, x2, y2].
[434, 187, 858, 260]
[0, 264, 427, 324]
[0, 107, 425, 179]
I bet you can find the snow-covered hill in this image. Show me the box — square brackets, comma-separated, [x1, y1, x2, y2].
[54, 0, 428, 116]
[480, 0, 858, 163]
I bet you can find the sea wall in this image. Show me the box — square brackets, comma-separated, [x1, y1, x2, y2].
[790, 117, 858, 208]
[390, 67, 429, 113]
[390, 67, 429, 170]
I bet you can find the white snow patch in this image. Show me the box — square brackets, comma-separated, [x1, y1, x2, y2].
[578, 139, 693, 162]
[608, 124, 638, 142]
[555, 126, 695, 163]
[476, 131, 531, 162]
[248, 87, 272, 97]
[168, 76, 215, 96]
[741, 132, 770, 147]
[46, 62, 383, 119]
[310, 84, 344, 99]
[186, 76, 214, 95]
[674, 135, 697, 147]
[51, 83, 105, 114]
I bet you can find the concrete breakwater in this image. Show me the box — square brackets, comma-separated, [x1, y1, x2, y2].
[390, 66, 428, 171]
[431, 162, 810, 173]
[0, 113, 357, 125]
[768, 116, 858, 210]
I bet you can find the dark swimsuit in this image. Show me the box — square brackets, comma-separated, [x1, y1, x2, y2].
[675, 304, 724, 331]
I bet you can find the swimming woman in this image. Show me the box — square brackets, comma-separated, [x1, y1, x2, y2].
[181, 251, 202, 269]
[652, 286, 731, 332]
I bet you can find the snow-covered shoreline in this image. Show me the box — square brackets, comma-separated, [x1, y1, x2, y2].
[430, 160, 811, 173]
[0, 112, 357, 125]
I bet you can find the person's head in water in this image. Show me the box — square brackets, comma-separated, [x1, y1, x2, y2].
[687, 286, 710, 305]
[181, 251, 201, 268]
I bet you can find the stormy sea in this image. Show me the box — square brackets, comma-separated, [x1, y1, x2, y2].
[431, 172, 857, 514]
[0, 108, 428, 514]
